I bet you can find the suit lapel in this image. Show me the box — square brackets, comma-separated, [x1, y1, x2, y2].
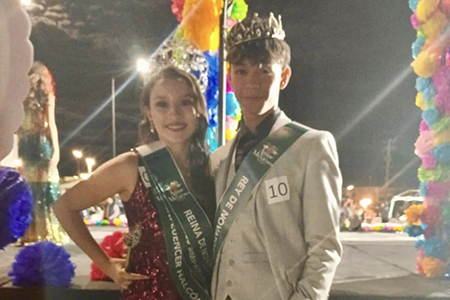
[216, 111, 292, 204]
[270, 111, 291, 134]
[215, 137, 238, 205]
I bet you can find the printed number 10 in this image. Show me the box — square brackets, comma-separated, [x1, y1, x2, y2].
[268, 182, 288, 198]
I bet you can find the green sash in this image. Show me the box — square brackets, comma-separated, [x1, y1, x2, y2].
[213, 123, 308, 260]
[137, 143, 213, 300]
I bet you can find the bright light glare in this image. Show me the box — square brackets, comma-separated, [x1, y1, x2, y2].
[85, 158, 96, 174]
[21, 0, 31, 6]
[347, 185, 355, 191]
[72, 150, 83, 159]
[360, 198, 372, 209]
[80, 173, 91, 180]
[85, 158, 96, 166]
[136, 59, 150, 73]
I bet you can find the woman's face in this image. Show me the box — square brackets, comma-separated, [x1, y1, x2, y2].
[147, 77, 198, 149]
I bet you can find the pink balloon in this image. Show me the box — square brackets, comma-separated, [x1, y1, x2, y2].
[0, 1, 34, 160]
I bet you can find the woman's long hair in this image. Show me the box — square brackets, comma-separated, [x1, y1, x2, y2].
[138, 67, 215, 217]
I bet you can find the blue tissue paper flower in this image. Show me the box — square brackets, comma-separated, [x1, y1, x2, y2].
[409, 0, 419, 12]
[423, 237, 450, 261]
[9, 241, 76, 287]
[404, 225, 424, 237]
[412, 37, 425, 59]
[226, 93, 239, 116]
[422, 108, 440, 127]
[419, 182, 428, 197]
[431, 144, 450, 164]
[0, 168, 33, 249]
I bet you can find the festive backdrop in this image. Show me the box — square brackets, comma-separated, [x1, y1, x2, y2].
[408, 0, 450, 278]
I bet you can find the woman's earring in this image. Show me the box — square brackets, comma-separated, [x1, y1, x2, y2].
[150, 119, 155, 133]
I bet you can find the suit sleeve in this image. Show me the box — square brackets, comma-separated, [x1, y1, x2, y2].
[295, 131, 342, 299]
[256, 131, 342, 300]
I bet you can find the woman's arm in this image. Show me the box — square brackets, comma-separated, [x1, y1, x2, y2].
[46, 94, 59, 169]
[53, 151, 147, 288]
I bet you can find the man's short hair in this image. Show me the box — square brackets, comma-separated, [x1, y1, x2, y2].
[227, 38, 291, 68]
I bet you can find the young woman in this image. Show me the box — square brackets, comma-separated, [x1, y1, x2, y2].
[54, 67, 216, 300]
[18, 62, 67, 245]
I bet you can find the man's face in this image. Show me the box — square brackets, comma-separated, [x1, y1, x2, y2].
[229, 59, 291, 117]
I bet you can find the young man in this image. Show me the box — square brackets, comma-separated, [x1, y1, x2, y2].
[210, 13, 342, 300]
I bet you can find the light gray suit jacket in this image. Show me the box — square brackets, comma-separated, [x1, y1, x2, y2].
[210, 112, 342, 300]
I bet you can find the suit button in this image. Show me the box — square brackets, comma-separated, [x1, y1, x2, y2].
[226, 280, 232, 287]
[228, 259, 235, 266]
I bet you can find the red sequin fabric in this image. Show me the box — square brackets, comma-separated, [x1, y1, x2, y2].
[121, 176, 182, 300]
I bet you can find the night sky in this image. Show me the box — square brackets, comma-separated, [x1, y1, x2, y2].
[27, 0, 420, 188]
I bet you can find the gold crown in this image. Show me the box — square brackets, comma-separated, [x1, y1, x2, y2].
[227, 12, 286, 50]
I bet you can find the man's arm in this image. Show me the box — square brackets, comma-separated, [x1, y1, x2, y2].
[292, 131, 342, 299]
[256, 131, 342, 300]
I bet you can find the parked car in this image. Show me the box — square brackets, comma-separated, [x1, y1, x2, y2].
[388, 189, 423, 222]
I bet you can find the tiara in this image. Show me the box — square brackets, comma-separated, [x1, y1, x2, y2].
[149, 38, 209, 93]
[227, 12, 286, 50]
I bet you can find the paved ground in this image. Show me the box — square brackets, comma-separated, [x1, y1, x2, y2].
[332, 232, 450, 298]
[2, 228, 450, 298]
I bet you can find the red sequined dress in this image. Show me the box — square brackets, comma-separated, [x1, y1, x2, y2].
[121, 176, 182, 300]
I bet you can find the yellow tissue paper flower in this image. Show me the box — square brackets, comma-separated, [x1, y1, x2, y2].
[417, 28, 426, 39]
[416, 0, 440, 23]
[421, 11, 448, 38]
[174, 27, 185, 39]
[235, 109, 242, 122]
[434, 129, 450, 145]
[411, 50, 439, 78]
[422, 257, 447, 278]
[404, 204, 424, 225]
[394, 226, 405, 232]
[422, 35, 450, 57]
[415, 92, 428, 110]
[225, 129, 236, 141]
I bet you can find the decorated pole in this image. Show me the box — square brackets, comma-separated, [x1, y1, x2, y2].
[168, 0, 247, 150]
[406, 0, 450, 278]
[218, 0, 229, 146]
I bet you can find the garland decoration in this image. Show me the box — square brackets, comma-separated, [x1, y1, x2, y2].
[410, 0, 450, 278]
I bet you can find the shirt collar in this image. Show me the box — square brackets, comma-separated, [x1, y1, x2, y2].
[238, 108, 281, 138]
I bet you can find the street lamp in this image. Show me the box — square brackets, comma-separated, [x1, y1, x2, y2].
[136, 58, 150, 74]
[111, 58, 150, 158]
[85, 158, 96, 174]
[72, 149, 83, 175]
